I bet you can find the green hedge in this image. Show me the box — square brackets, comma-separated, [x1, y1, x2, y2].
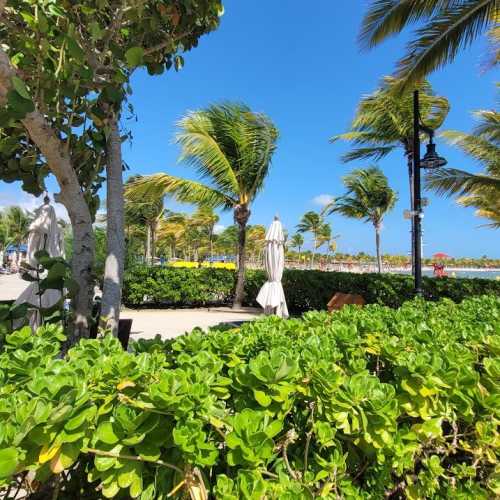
[123, 266, 500, 311]
[1, 296, 499, 498]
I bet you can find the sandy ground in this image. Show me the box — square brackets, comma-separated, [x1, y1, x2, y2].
[0, 273, 261, 339]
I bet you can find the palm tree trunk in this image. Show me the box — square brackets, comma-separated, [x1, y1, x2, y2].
[101, 116, 125, 336]
[145, 224, 152, 264]
[233, 204, 250, 309]
[151, 221, 157, 262]
[375, 223, 382, 273]
[209, 226, 214, 262]
[311, 236, 317, 268]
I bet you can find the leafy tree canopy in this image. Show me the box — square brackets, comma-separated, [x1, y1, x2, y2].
[0, 0, 223, 203]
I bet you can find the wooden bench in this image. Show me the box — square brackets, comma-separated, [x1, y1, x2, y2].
[327, 292, 365, 312]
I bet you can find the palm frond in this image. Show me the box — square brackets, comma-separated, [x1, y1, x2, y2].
[341, 146, 396, 163]
[472, 109, 500, 143]
[176, 113, 240, 195]
[359, 0, 453, 48]
[425, 167, 500, 196]
[176, 103, 278, 205]
[125, 174, 236, 210]
[440, 130, 500, 172]
[396, 0, 496, 91]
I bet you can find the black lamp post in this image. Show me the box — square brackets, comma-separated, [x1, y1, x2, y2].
[413, 90, 447, 295]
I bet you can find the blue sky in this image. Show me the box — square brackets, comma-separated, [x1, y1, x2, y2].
[1, 0, 498, 257]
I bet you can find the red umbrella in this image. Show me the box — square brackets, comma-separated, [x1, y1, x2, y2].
[433, 252, 451, 260]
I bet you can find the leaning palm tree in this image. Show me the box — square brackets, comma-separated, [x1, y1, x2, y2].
[360, 0, 499, 91]
[296, 211, 324, 267]
[426, 109, 500, 228]
[324, 167, 398, 273]
[190, 206, 220, 260]
[332, 77, 448, 270]
[289, 233, 304, 263]
[124, 175, 165, 264]
[126, 103, 279, 308]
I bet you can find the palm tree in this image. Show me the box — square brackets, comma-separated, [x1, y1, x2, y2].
[360, 0, 499, 91]
[125, 103, 279, 308]
[332, 77, 448, 271]
[124, 175, 164, 264]
[297, 211, 324, 267]
[316, 222, 332, 252]
[247, 225, 266, 264]
[426, 109, 500, 228]
[3, 206, 32, 247]
[190, 206, 220, 260]
[289, 233, 304, 263]
[324, 167, 398, 273]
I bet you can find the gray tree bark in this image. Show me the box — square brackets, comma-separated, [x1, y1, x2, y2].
[233, 204, 250, 309]
[375, 223, 383, 273]
[0, 46, 94, 343]
[101, 117, 125, 336]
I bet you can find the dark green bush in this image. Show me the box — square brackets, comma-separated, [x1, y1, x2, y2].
[0, 296, 499, 498]
[123, 266, 500, 312]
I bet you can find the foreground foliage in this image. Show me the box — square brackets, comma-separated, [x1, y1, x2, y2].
[122, 265, 500, 311]
[0, 296, 499, 498]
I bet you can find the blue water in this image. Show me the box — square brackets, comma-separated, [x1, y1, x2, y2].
[397, 270, 500, 280]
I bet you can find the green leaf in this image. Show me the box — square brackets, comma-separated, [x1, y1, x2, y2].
[96, 422, 119, 445]
[11, 76, 30, 99]
[253, 389, 271, 407]
[174, 55, 184, 71]
[0, 448, 18, 478]
[125, 47, 144, 68]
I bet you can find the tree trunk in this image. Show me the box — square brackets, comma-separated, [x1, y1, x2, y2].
[1, 43, 94, 344]
[209, 228, 214, 261]
[101, 117, 124, 336]
[151, 221, 157, 262]
[311, 236, 317, 268]
[145, 224, 152, 264]
[375, 223, 382, 273]
[233, 204, 250, 309]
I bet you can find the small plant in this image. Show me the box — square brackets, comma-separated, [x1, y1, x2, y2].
[0, 295, 498, 498]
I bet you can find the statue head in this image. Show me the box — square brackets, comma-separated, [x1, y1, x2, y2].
[43, 194, 50, 204]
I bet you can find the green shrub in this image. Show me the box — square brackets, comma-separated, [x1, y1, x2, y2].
[123, 265, 500, 311]
[1, 296, 499, 498]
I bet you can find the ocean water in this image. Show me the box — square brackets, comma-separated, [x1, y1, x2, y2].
[398, 270, 500, 280]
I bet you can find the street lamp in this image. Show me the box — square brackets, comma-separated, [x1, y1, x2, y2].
[413, 90, 447, 295]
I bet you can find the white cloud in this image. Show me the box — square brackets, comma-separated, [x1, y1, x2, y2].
[214, 224, 226, 235]
[0, 192, 69, 222]
[312, 194, 334, 207]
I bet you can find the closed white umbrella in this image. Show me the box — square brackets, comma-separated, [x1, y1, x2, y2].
[14, 196, 64, 329]
[256, 216, 289, 318]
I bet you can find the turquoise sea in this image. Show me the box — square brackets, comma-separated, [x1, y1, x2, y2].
[398, 270, 500, 280]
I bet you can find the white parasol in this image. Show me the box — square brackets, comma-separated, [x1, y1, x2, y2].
[256, 216, 289, 318]
[14, 196, 64, 329]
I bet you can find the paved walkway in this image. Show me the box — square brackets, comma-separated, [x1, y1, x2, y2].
[0, 273, 261, 339]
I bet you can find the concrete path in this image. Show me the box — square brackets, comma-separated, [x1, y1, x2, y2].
[123, 307, 261, 340]
[0, 273, 262, 339]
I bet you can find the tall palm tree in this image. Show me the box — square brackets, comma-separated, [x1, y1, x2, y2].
[324, 167, 398, 273]
[3, 206, 32, 248]
[125, 103, 279, 308]
[290, 233, 304, 263]
[124, 175, 164, 264]
[316, 222, 332, 252]
[247, 225, 266, 264]
[360, 0, 499, 91]
[426, 109, 500, 228]
[332, 77, 448, 270]
[297, 211, 324, 267]
[190, 206, 220, 260]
